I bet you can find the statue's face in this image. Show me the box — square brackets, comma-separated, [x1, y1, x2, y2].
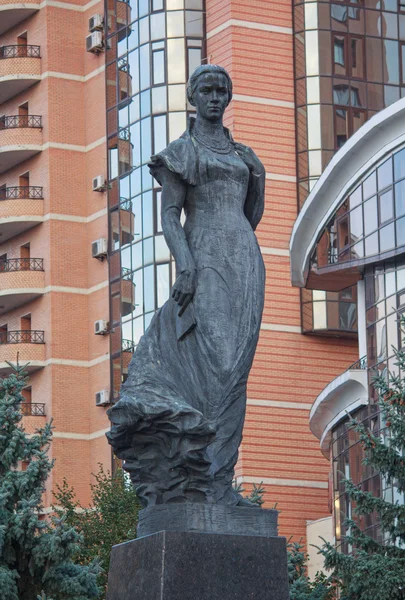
[193, 73, 229, 122]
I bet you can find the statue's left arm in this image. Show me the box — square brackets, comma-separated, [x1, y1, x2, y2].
[234, 143, 265, 231]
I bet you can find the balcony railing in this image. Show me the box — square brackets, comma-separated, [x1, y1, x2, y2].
[0, 115, 42, 129]
[0, 186, 43, 200]
[118, 57, 129, 72]
[120, 197, 132, 211]
[122, 338, 135, 352]
[0, 45, 41, 59]
[348, 355, 368, 370]
[0, 258, 44, 272]
[21, 402, 45, 416]
[121, 267, 132, 280]
[0, 330, 45, 344]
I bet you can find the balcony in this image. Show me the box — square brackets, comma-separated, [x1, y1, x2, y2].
[121, 338, 134, 376]
[0, 46, 41, 102]
[121, 268, 136, 316]
[118, 58, 132, 107]
[0, 186, 44, 241]
[309, 356, 368, 458]
[302, 289, 357, 338]
[0, 0, 40, 35]
[21, 402, 45, 416]
[0, 329, 45, 374]
[0, 115, 42, 174]
[116, 0, 131, 40]
[0, 258, 45, 314]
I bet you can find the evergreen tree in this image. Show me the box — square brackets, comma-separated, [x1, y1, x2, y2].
[288, 540, 335, 600]
[54, 465, 141, 598]
[320, 316, 405, 600]
[0, 364, 100, 600]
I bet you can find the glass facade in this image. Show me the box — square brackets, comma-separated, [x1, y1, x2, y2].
[105, 0, 205, 401]
[294, 0, 405, 207]
[315, 145, 405, 270]
[302, 285, 358, 334]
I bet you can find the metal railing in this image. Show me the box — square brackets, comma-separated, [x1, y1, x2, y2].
[0, 115, 42, 129]
[0, 45, 40, 59]
[0, 186, 43, 200]
[121, 267, 132, 280]
[122, 338, 135, 352]
[21, 402, 46, 416]
[0, 330, 45, 344]
[118, 57, 129, 72]
[119, 197, 133, 211]
[0, 258, 44, 272]
[348, 355, 368, 370]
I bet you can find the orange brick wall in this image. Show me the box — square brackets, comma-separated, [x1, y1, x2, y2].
[0, 0, 110, 509]
[206, 0, 359, 543]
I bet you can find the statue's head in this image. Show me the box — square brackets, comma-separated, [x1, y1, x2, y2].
[187, 65, 233, 122]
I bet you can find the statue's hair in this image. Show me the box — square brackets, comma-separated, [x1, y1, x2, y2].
[186, 64, 233, 107]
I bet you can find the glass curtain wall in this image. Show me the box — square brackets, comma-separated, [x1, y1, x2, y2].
[105, 0, 205, 401]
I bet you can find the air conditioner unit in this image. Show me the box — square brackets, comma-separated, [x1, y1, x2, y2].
[95, 390, 110, 406]
[92, 238, 108, 259]
[94, 319, 109, 335]
[89, 13, 103, 32]
[86, 32, 104, 54]
[92, 175, 106, 192]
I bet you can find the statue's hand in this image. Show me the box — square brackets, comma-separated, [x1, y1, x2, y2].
[234, 143, 265, 176]
[172, 269, 196, 316]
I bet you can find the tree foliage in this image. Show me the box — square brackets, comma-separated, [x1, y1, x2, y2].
[54, 465, 141, 598]
[0, 365, 100, 600]
[288, 540, 335, 600]
[319, 317, 405, 599]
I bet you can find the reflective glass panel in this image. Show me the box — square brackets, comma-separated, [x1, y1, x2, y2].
[154, 114, 167, 154]
[395, 148, 405, 181]
[188, 48, 201, 75]
[365, 232, 379, 256]
[153, 0, 163, 9]
[151, 12, 166, 40]
[350, 206, 363, 241]
[144, 265, 155, 312]
[185, 10, 204, 36]
[397, 216, 405, 246]
[378, 158, 393, 190]
[384, 40, 400, 84]
[157, 263, 170, 307]
[363, 171, 377, 199]
[152, 86, 168, 113]
[380, 223, 395, 252]
[142, 190, 153, 238]
[140, 89, 151, 117]
[140, 117, 152, 163]
[167, 0, 184, 7]
[140, 44, 150, 91]
[167, 39, 186, 83]
[167, 11, 184, 37]
[143, 236, 154, 264]
[139, 16, 150, 44]
[139, 0, 149, 17]
[350, 185, 362, 208]
[155, 234, 171, 261]
[364, 196, 378, 233]
[153, 50, 165, 85]
[379, 189, 394, 223]
[185, 0, 203, 7]
[168, 84, 186, 110]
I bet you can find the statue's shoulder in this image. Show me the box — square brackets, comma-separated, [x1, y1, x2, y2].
[149, 131, 197, 186]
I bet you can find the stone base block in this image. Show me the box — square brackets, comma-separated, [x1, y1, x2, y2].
[137, 504, 279, 537]
[107, 531, 289, 600]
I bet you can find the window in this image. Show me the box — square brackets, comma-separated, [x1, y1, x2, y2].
[333, 35, 364, 78]
[334, 106, 366, 149]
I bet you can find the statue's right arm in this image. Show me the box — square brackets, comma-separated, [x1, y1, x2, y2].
[159, 166, 196, 276]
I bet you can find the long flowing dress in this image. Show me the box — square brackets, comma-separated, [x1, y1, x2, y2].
[106, 120, 265, 508]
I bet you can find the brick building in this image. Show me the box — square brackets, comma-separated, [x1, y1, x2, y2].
[4, 0, 398, 548]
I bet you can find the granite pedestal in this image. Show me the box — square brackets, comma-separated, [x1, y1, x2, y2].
[107, 529, 289, 600]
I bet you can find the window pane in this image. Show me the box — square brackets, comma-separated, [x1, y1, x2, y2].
[188, 47, 201, 76]
[167, 11, 184, 37]
[351, 37, 364, 79]
[167, 0, 184, 7]
[139, 0, 149, 17]
[144, 265, 155, 312]
[384, 40, 399, 84]
[140, 89, 151, 117]
[140, 117, 151, 163]
[378, 158, 393, 190]
[152, 86, 167, 113]
[155, 234, 171, 261]
[140, 44, 150, 90]
[156, 190, 162, 232]
[168, 84, 186, 110]
[153, 49, 165, 84]
[365, 232, 378, 256]
[380, 222, 395, 252]
[352, 109, 366, 134]
[379, 189, 394, 223]
[154, 114, 167, 154]
[350, 185, 362, 208]
[153, 0, 163, 9]
[167, 39, 186, 83]
[395, 180, 405, 217]
[132, 122, 141, 166]
[364, 196, 378, 234]
[394, 148, 405, 181]
[335, 108, 348, 148]
[363, 171, 377, 199]
[142, 190, 153, 238]
[157, 264, 170, 308]
[334, 35, 347, 76]
[186, 10, 203, 36]
[185, 0, 203, 7]
[139, 16, 150, 44]
[350, 206, 363, 242]
[397, 216, 405, 246]
[151, 12, 166, 39]
[313, 301, 327, 329]
[109, 147, 118, 179]
[169, 111, 186, 142]
[143, 236, 154, 264]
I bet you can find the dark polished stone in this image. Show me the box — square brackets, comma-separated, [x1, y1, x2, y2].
[107, 531, 289, 600]
[137, 504, 279, 538]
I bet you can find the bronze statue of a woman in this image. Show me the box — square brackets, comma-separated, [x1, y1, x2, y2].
[106, 65, 266, 513]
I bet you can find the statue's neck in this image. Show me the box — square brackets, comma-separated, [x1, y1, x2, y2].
[193, 116, 227, 142]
